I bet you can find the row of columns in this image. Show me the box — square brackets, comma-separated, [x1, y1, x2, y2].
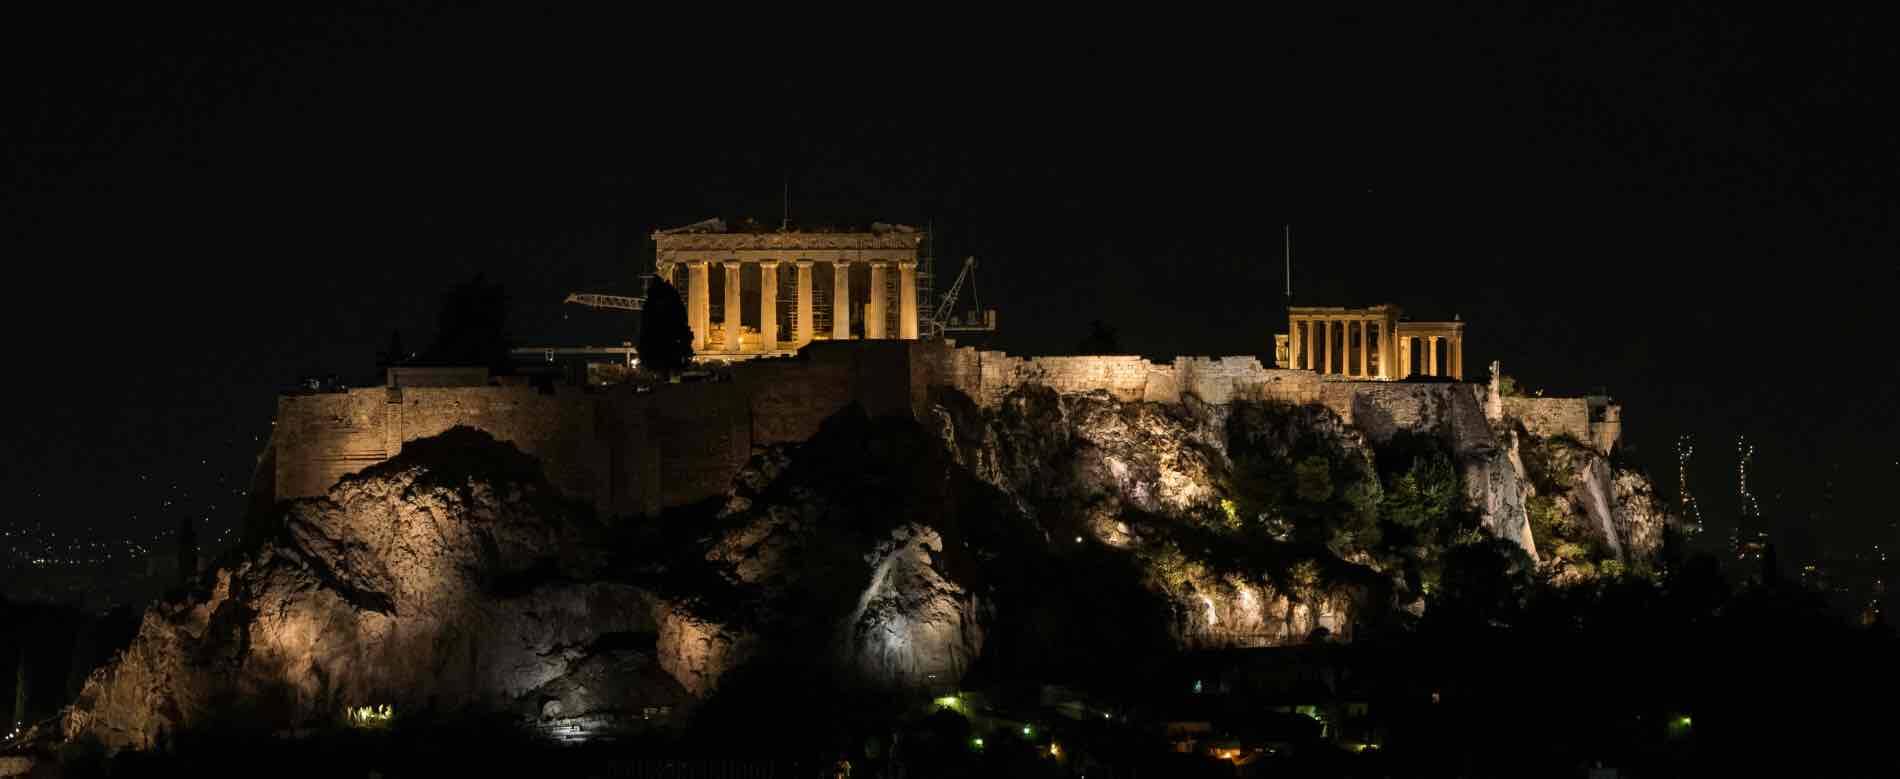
[1288, 317, 1396, 379]
[1396, 335, 1464, 379]
[672, 259, 917, 354]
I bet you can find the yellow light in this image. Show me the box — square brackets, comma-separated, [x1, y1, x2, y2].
[1049, 744, 1061, 757]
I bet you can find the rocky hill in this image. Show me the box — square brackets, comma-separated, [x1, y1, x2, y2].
[43, 382, 1664, 755]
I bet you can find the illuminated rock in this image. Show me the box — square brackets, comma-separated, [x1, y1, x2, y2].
[843, 526, 984, 689]
[62, 428, 688, 752]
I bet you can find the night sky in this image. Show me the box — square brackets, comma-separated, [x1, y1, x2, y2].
[4, 6, 1896, 556]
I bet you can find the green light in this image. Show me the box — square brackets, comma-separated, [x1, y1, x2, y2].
[1678, 716, 1692, 727]
[972, 737, 984, 749]
[1022, 725, 1033, 736]
[935, 695, 959, 709]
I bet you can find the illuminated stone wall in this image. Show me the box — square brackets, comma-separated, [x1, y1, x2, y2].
[932, 348, 1325, 408]
[274, 341, 1613, 515]
[1318, 381, 1495, 455]
[276, 386, 629, 514]
[275, 342, 924, 516]
[1502, 396, 1594, 445]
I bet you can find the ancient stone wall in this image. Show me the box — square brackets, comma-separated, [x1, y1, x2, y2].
[933, 348, 1323, 408]
[275, 343, 925, 517]
[275, 342, 1611, 519]
[274, 390, 396, 502]
[1502, 396, 1593, 445]
[1320, 381, 1495, 455]
[277, 386, 620, 513]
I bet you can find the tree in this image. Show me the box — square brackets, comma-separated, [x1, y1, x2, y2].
[1435, 538, 1535, 624]
[1294, 456, 1333, 503]
[422, 274, 510, 370]
[638, 278, 695, 375]
[12, 648, 25, 731]
[1076, 320, 1122, 354]
[1381, 443, 1458, 530]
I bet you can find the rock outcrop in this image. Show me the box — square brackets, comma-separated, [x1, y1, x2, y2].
[62, 428, 689, 752]
[934, 387, 1389, 649]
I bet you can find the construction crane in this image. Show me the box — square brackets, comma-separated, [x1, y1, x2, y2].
[928, 257, 998, 338]
[564, 275, 658, 313]
[564, 292, 643, 311]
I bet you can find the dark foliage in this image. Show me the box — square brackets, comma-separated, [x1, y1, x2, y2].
[420, 274, 509, 371]
[637, 277, 694, 375]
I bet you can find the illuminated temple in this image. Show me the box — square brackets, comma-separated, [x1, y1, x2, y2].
[652, 220, 923, 359]
[1276, 305, 1468, 380]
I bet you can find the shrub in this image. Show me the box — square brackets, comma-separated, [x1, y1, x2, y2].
[1294, 457, 1333, 503]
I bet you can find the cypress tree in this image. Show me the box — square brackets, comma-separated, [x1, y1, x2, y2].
[638, 278, 695, 376]
[11, 649, 25, 732]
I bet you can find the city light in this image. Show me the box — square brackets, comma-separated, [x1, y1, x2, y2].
[1676, 435, 1702, 534]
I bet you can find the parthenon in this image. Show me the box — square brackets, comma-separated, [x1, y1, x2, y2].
[1276, 305, 1466, 380]
[652, 220, 923, 359]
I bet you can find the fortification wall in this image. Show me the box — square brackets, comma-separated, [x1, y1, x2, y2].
[1503, 396, 1593, 444]
[275, 342, 921, 517]
[934, 348, 1322, 408]
[274, 341, 1614, 517]
[276, 386, 625, 513]
[1320, 381, 1495, 455]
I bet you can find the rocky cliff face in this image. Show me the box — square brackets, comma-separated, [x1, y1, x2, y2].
[932, 387, 1390, 650]
[62, 429, 689, 752]
[56, 382, 1665, 753]
[644, 413, 1003, 698]
[1518, 430, 1667, 580]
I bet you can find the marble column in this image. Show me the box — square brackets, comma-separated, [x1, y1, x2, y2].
[866, 262, 887, 339]
[1390, 323, 1401, 378]
[1399, 336, 1411, 379]
[758, 261, 779, 351]
[1451, 336, 1463, 380]
[722, 261, 743, 353]
[794, 261, 814, 345]
[1323, 319, 1334, 375]
[898, 261, 918, 339]
[1359, 319, 1370, 377]
[832, 260, 852, 340]
[1305, 319, 1316, 371]
[1373, 320, 1386, 379]
[1425, 336, 1439, 376]
[687, 261, 710, 352]
[1289, 318, 1303, 370]
[1345, 320, 1356, 376]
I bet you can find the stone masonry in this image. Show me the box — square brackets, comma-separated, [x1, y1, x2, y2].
[274, 341, 1618, 518]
